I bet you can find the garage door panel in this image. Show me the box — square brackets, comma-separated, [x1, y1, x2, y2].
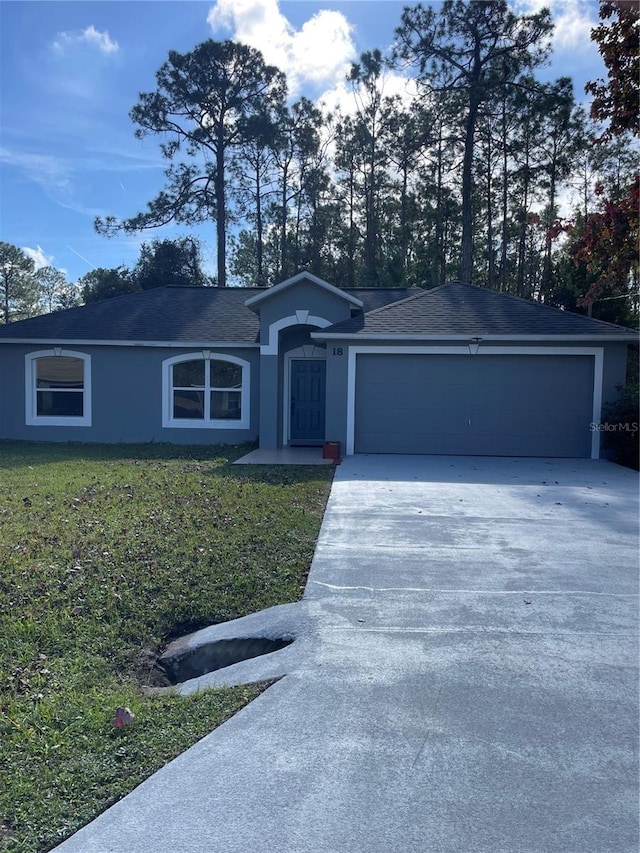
[354, 354, 594, 457]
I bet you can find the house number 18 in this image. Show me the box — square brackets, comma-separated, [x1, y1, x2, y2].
[332, 347, 343, 356]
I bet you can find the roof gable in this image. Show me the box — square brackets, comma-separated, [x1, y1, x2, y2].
[318, 282, 637, 339]
[244, 272, 363, 310]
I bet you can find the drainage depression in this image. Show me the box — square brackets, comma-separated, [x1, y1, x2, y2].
[160, 636, 294, 685]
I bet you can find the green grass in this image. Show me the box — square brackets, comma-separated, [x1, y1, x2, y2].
[0, 441, 333, 853]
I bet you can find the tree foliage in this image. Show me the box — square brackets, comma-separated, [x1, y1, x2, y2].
[586, 1, 639, 140]
[84, 11, 636, 328]
[133, 237, 209, 289]
[0, 243, 41, 323]
[79, 267, 139, 304]
[36, 266, 80, 313]
[570, 175, 639, 314]
[78, 238, 210, 303]
[395, 0, 553, 283]
[566, 1, 640, 324]
[96, 40, 287, 287]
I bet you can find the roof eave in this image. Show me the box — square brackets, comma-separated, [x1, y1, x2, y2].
[311, 332, 638, 342]
[0, 338, 260, 348]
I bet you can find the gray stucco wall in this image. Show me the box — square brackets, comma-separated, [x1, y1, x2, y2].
[255, 281, 355, 345]
[0, 344, 259, 445]
[323, 342, 349, 448]
[257, 353, 278, 450]
[0, 336, 630, 453]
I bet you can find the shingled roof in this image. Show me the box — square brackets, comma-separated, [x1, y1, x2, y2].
[0, 287, 261, 343]
[317, 282, 637, 338]
[0, 285, 418, 343]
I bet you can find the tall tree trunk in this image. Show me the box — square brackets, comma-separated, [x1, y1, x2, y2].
[499, 100, 509, 292]
[435, 125, 445, 285]
[541, 162, 557, 298]
[215, 132, 226, 287]
[486, 156, 495, 288]
[443, 206, 450, 282]
[294, 167, 305, 273]
[400, 163, 409, 280]
[310, 196, 320, 276]
[460, 94, 480, 283]
[516, 167, 530, 299]
[348, 165, 356, 289]
[255, 159, 264, 286]
[364, 129, 378, 286]
[280, 166, 288, 280]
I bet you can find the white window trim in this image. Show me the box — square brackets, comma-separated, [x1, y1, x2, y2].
[162, 352, 250, 429]
[345, 345, 604, 459]
[25, 349, 92, 427]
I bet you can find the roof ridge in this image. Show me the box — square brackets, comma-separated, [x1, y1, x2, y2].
[359, 286, 431, 318]
[344, 287, 418, 293]
[358, 280, 469, 319]
[163, 285, 264, 292]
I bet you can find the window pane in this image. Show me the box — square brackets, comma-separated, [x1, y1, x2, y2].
[210, 361, 241, 389]
[37, 391, 83, 417]
[173, 390, 204, 419]
[36, 357, 83, 389]
[211, 390, 241, 420]
[173, 360, 205, 388]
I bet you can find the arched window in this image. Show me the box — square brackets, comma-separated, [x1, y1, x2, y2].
[162, 353, 250, 429]
[25, 350, 91, 426]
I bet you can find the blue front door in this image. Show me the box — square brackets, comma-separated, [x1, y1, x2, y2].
[290, 359, 326, 444]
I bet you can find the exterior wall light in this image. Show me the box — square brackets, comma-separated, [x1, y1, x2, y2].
[468, 337, 482, 355]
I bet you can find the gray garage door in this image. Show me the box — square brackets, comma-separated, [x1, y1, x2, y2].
[354, 353, 595, 457]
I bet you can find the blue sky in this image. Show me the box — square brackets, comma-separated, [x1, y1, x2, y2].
[0, 0, 606, 284]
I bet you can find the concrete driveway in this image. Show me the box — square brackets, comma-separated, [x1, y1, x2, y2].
[56, 456, 639, 853]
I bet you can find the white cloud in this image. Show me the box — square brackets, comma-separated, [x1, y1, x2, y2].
[207, 0, 356, 94]
[53, 25, 119, 56]
[551, 2, 595, 52]
[0, 147, 104, 218]
[22, 245, 54, 270]
[292, 10, 355, 85]
[317, 79, 353, 117]
[513, 0, 597, 52]
[512, 0, 602, 106]
[0, 147, 72, 194]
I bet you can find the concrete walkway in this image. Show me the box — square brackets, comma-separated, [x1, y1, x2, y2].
[56, 456, 639, 853]
[234, 446, 334, 465]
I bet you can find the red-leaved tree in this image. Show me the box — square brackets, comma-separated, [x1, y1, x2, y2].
[572, 176, 639, 308]
[570, 1, 639, 316]
[585, 1, 639, 141]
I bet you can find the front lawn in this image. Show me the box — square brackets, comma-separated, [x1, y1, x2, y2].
[0, 442, 333, 853]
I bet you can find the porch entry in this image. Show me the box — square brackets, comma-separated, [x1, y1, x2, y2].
[289, 359, 326, 445]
